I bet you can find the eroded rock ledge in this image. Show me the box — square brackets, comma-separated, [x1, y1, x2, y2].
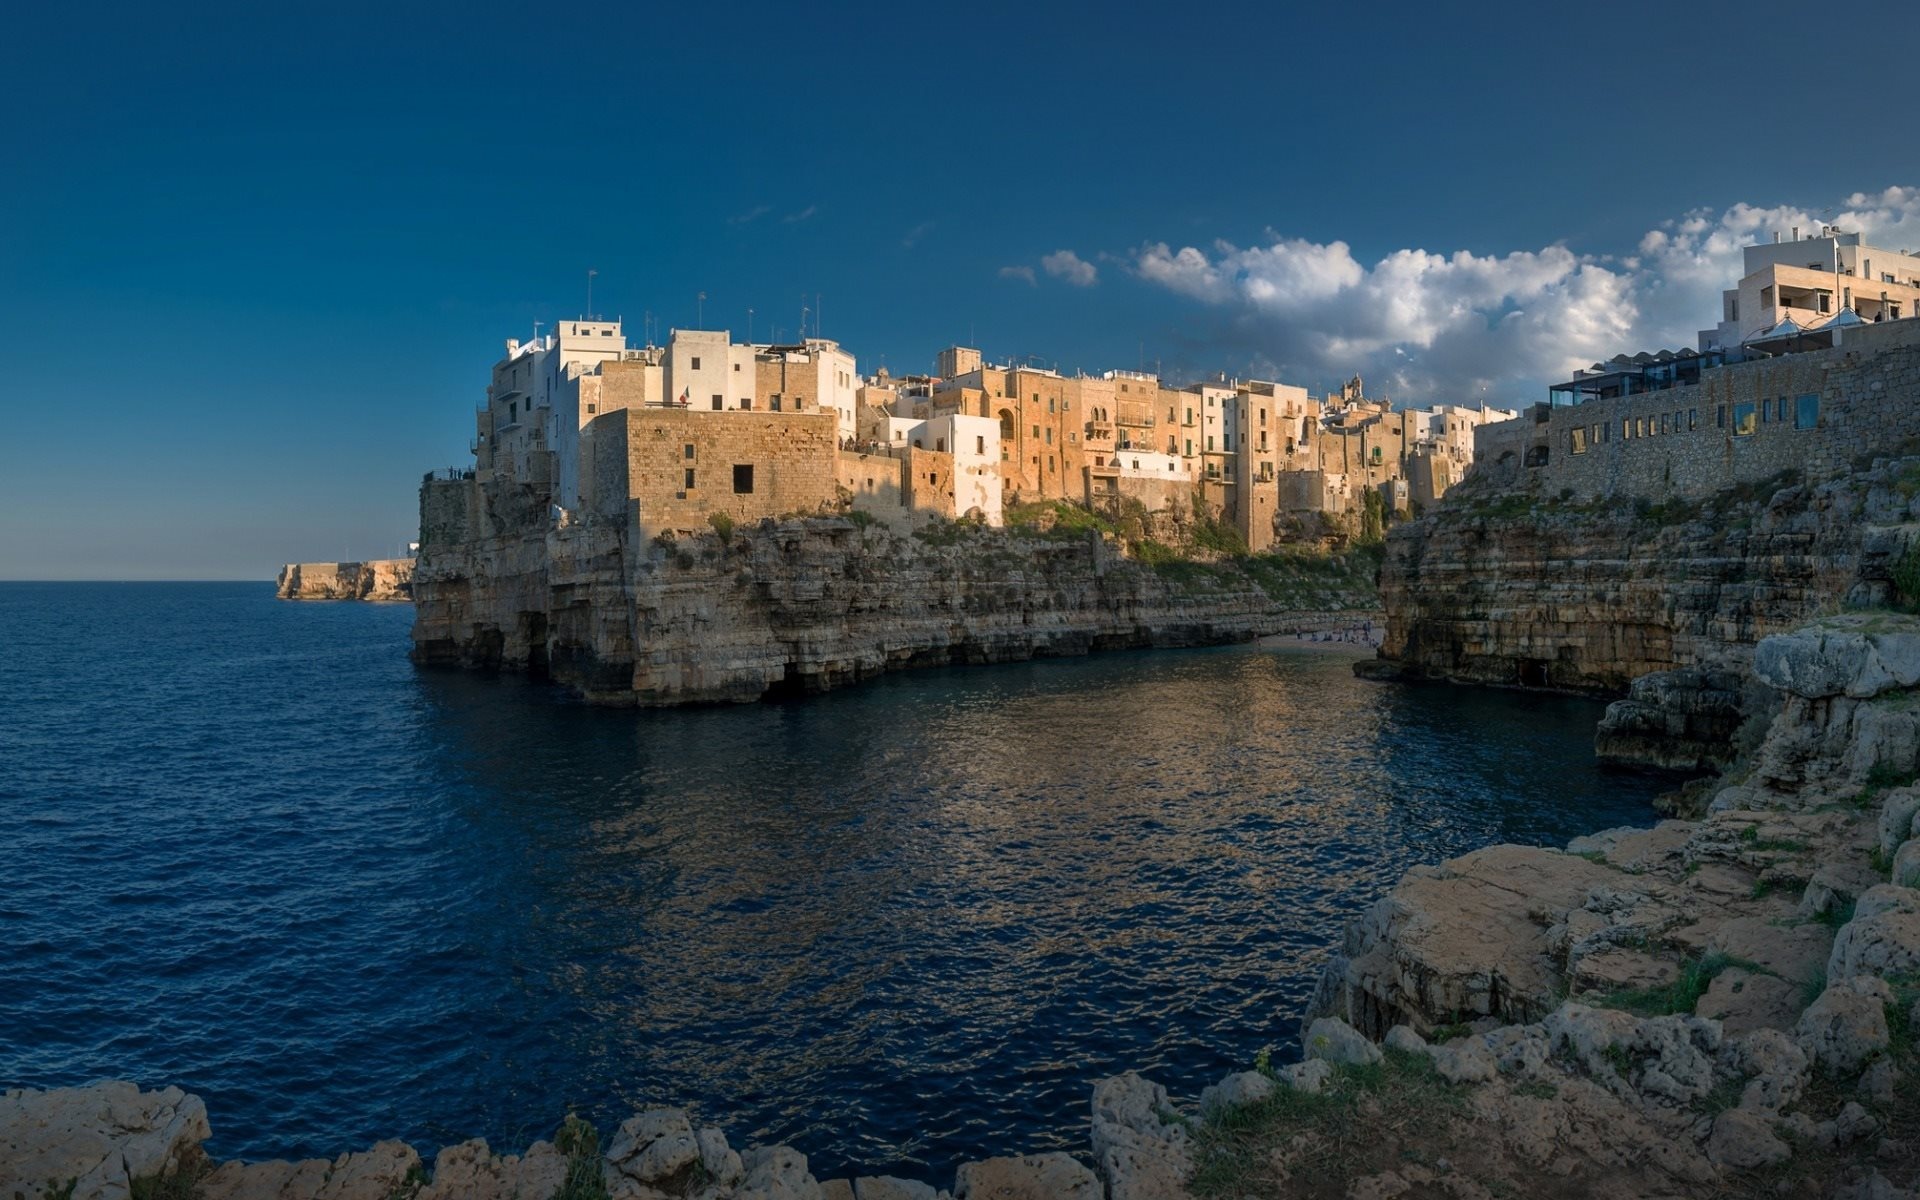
[411, 512, 1379, 706]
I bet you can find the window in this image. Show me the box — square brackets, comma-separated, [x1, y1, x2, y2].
[1571, 426, 1588, 455]
[586, 404, 596, 414]
[1819, 294, 1831, 314]
[1206, 436, 1214, 451]
[684, 468, 697, 489]
[936, 438, 946, 453]
[742, 398, 753, 411]
[733, 465, 754, 494]
[1636, 418, 1646, 438]
[1044, 428, 1052, 445]
[1031, 425, 1040, 439]
[1732, 402, 1757, 436]
[1795, 394, 1819, 429]
[711, 396, 723, 411]
[1688, 409, 1697, 431]
[509, 401, 517, 420]
[976, 436, 985, 455]
[1622, 418, 1632, 440]
[691, 356, 702, 370]
[684, 444, 695, 459]
[733, 363, 740, 371]
[1717, 405, 1726, 429]
[1048, 455, 1055, 471]
[1659, 414, 1669, 435]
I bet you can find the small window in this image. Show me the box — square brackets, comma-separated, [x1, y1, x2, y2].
[711, 396, 722, 411]
[691, 356, 702, 370]
[733, 363, 741, 371]
[733, 465, 754, 494]
[1688, 409, 1697, 431]
[684, 444, 695, 459]
[685, 468, 697, 489]
[1717, 405, 1726, 429]
[1031, 425, 1040, 439]
[1795, 394, 1819, 429]
[586, 404, 596, 414]
[1570, 427, 1588, 455]
[1732, 402, 1757, 436]
[1622, 418, 1631, 440]
[976, 436, 985, 455]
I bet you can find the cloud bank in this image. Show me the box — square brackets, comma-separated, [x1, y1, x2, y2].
[1117, 187, 1920, 403]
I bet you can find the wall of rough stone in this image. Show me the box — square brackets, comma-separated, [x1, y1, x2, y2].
[585, 407, 840, 536]
[1483, 322, 1920, 502]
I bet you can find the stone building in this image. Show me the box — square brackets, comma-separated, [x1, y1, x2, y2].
[1703, 227, 1920, 353]
[586, 407, 840, 538]
[1478, 318, 1920, 502]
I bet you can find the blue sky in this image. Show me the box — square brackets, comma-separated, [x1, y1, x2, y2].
[3, 0, 1917, 578]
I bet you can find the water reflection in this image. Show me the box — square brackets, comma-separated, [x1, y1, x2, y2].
[0, 587, 1664, 1184]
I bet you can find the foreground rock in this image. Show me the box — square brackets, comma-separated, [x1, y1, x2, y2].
[0, 1082, 208, 1200]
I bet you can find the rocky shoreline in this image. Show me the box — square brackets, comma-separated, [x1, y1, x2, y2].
[12, 612, 1920, 1199]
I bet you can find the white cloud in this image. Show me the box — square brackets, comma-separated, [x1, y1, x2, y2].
[782, 205, 818, 224]
[1127, 186, 1920, 403]
[1042, 249, 1099, 287]
[999, 265, 1037, 286]
[727, 204, 771, 226]
[902, 221, 935, 249]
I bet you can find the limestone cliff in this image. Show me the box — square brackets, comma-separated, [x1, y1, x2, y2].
[1364, 457, 1920, 771]
[275, 559, 415, 602]
[411, 483, 1380, 706]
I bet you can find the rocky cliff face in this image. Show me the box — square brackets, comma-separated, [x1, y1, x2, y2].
[275, 560, 415, 602]
[412, 509, 1379, 706]
[1368, 457, 1920, 771]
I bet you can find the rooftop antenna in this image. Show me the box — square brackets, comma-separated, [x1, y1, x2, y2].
[533, 320, 544, 342]
[697, 291, 706, 327]
[800, 295, 809, 343]
[586, 269, 597, 320]
[815, 292, 822, 338]
[748, 307, 755, 343]
[643, 310, 653, 347]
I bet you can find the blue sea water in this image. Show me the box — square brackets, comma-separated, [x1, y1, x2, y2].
[0, 582, 1665, 1181]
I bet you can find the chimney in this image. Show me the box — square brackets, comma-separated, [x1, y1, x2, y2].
[1773, 231, 1782, 243]
[1792, 226, 1800, 241]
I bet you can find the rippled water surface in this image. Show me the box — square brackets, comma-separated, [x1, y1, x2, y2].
[0, 582, 1665, 1179]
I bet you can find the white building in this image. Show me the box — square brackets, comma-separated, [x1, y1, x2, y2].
[478, 319, 628, 493]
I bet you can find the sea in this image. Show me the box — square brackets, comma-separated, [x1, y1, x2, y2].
[0, 582, 1665, 1181]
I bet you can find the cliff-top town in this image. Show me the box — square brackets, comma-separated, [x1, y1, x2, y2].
[439, 226, 1920, 559]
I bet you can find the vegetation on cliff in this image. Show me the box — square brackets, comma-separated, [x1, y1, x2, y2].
[997, 498, 1382, 609]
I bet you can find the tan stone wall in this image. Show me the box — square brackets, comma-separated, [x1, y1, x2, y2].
[905, 446, 957, 518]
[837, 450, 910, 530]
[754, 354, 823, 415]
[587, 408, 839, 536]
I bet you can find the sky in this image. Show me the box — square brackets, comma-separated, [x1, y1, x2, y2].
[3, 0, 1917, 579]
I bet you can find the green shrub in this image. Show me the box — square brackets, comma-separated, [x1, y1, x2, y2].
[554, 1115, 609, 1200]
[708, 512, 734, 543]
